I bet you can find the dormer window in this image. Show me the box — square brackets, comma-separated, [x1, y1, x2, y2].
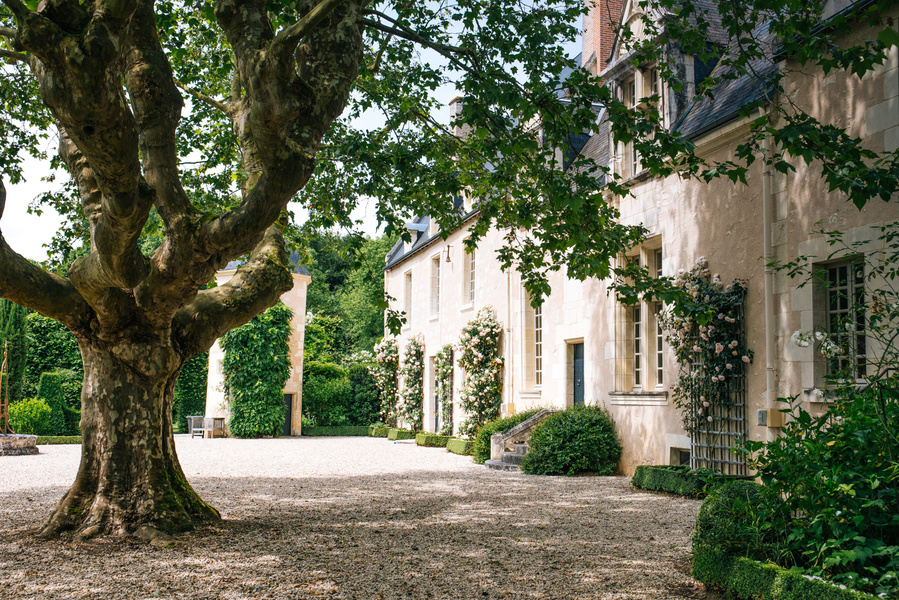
[622, 76, 637, 110]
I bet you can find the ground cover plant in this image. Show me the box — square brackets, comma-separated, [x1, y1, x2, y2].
[472, 408, 543, 464]
[521, 406, 622, 476]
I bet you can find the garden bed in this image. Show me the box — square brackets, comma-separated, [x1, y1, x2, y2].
[415, 433, 451, 447]
[446, 438, 474, 455]
[301, 426, 369, 437]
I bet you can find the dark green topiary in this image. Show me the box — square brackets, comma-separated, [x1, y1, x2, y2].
[472, 408, 542, 464]
[387, 428, 416, 440]
[301, 426, 370, 436]
[632, 465, 710, 498]
[38, 371, 72, 436]
[0, 299, 29, 403]
[693, 480, 784, 561]
[520, 406, 622, 476]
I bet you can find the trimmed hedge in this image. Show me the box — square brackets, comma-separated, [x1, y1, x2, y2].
[416, 433, 451, 447]
[36, 436, 82, 445]
[369, 425, 389, 437]
[692, 546, 879, 600]
[631, 465, 705, 498]
[446, 438, 474, 455]
[520, 405, 621, 475]
[301, 426, 370, 436]
[472, 408, 542, 464]
[387, 428, 416, 441]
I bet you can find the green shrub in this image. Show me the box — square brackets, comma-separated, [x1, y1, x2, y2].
[631, 465, 716, 498]
[23, 312, 83, 399]
[387, 428, 416, 441]
[472, 408, 543, 464]
[416, 433, 451, 447]
[303, 361, 355, 426]
[446, 438, 474, 455]
[9, 397, 52, 435]
[520, 406, 622, 476]
[693, 480, 782, 560]
[346, 364, 381, 426]
[301, 426, 369, 436]
[692, 548, 880, 600]
[369, 425, 389, 437]
[37, 371, 79, 436]
[742, 390, 899, 596]
[223, 302, 292, 438]
[173, 353, 208, 434]
[36, 436, 82, 445]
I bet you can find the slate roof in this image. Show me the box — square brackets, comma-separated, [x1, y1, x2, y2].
[384, 206, 478, 271]
[224, 251, 312, 277]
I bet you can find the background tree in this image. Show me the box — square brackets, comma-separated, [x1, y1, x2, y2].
[23, 312, 83, 399]
[0, 299, 28, 403]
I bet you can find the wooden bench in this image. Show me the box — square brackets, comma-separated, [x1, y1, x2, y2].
[188, 416, 225, 438]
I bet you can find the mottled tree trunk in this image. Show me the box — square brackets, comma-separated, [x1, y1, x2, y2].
[40, 343, 219, 539]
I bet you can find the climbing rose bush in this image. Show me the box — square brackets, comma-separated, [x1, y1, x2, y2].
[435, 344, 454, 436]
[371, 338, 399, 427]
[659, 257, 753, 436]
[399, 335, 425, 431]
[458, 306, 504, 438]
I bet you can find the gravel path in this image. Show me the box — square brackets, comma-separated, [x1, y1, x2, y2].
[0, 436, 716, 599]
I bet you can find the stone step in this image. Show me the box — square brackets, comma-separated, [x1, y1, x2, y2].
[501, 451, 524, 465]
[484, 459, 521, 472]
[514, 443, 529, 455]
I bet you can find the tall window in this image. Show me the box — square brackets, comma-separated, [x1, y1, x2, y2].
[535, 303, 543, 386]
[615, 242, 665, 392]
[403, 270, 412, 328]
[463, 245, 476, 304]
[622, 76, 636, 109]
[430, 256, 440, 317]
[824, 260, 866, 378]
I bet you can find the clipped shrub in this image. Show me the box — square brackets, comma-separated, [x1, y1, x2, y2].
[632, 465, 708, 498]
[36, 436, 82, 445]
[301, 426, 369, 436]
[9, 397, 52, 435]
[416, 433, 451, 447]
[387, 428, 416, 441]
[37, 371, 79, 436]
[520, 406, 622, 476]
[472, 408, 543, 464]
[693, 480, 785, 563]
[446, 438, 474, 455]
[369, 425, 389, 437]
[23, 312, 83, 399]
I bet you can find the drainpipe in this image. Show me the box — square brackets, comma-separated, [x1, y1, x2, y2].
[762, 131, 780, 435]
[506, 267, 514, 416]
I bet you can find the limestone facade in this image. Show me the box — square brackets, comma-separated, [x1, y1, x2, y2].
[384, 1, 899, 474]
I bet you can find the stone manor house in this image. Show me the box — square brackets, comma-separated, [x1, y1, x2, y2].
[383, 0, 899, 474]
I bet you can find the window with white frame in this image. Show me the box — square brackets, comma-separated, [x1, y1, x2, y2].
[403, 270, 412, 328]
[615, 242, 665, 392]
[535, 302, 543, 386]
[523, 293, 544, 389]
[463, 245, 476, 304]
[430, 255, 440, 317]
[823, 259, 867, 379]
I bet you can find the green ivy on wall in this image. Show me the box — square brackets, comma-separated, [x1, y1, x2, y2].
[435, 344, 454, 436]
[222, 302, 293, 438]
[173, 352, 208, 434]
[399, 335, 425, 431]
[458, 307, 504, 438]
[372, 338, 399, 427]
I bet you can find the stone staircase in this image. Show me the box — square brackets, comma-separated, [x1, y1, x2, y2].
[485, 442, 529, 471]
[483, 408, 558, 473]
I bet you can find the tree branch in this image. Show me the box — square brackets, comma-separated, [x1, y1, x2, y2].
[172, 224, 294, 358]
[174, 79, 229, 114]
[0, 180, 92, 330]
[0, 48, 28, 62]
[272, 0, 346, 58]
[0, 26, 17, 37]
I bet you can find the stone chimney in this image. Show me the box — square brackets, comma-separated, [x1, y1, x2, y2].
[582, 0, 623, 76]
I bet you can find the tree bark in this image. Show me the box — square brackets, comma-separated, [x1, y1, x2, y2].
[40, 340, 219, 540]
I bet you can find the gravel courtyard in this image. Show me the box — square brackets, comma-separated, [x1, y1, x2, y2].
[0, 436, 715, 600]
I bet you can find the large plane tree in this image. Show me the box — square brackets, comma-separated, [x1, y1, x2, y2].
[0, 0, 895, 541]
